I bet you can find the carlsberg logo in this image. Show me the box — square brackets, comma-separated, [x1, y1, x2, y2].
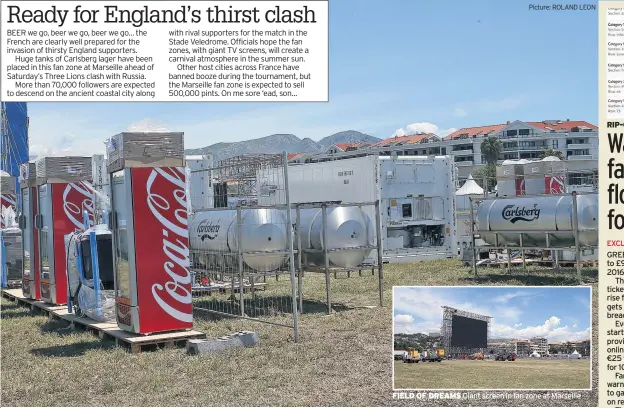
[501, 204, 541, 223]
[197, 219, 220, 240]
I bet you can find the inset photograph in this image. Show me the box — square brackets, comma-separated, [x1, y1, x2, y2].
[393, 286, 591, 391]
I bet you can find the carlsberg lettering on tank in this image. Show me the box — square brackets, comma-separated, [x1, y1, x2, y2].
[475, 194, 598, 247]
[501, 204, 541, 223]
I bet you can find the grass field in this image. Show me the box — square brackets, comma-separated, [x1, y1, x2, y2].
[1, 260, 598, 407]
[394, 359, 591, 390]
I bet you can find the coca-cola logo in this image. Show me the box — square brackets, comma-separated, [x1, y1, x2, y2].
[146, 167, 193, 323]
[196, 219, 220, 240]
[502, 204, 541, 223]
[1, 193, 17, 208]
[63, 181, 95, 230]
[1, 194, 18, 228]
[548, 176, 565, 194]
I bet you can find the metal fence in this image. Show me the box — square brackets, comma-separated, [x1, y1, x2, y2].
[465, 191, 598, 284]
[293, 201, 383, 315]
[186, 152, 384, 341]
[188, 152, 299, 339]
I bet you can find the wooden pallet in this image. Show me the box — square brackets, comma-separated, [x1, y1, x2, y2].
[2, 289, 206, 353]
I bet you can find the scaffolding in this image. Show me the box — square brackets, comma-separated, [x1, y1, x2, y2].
[441, 306, 491, 357]
[208, 154, 284, 203]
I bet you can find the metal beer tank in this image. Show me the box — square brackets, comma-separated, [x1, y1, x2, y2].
[189, 208, 289, 272]
[475, 194, 598, 247]
[296, 206, 373, 268]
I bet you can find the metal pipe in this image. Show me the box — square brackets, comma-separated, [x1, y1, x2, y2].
[82, 210, 90, 230]
[90, 230, 102, 319]
[322, 204, 331, 314]
[283, 151, 299, 342]
[296, 205, 303, 314]
[469, 196, 477, 277]
[1, 234, 7, 288]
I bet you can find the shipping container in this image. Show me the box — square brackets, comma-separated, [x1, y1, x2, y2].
[256, 155, 457, 262]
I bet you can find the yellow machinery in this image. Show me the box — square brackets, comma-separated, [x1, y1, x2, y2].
[422, 349, 445, 362]
[404, 347, 421, 363]
[469, 352, 484, 360]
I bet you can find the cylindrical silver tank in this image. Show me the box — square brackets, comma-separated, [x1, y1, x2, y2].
[296, 206, 372, 268]
[475, 194, 597, 247]
[189, 208, 289, 272]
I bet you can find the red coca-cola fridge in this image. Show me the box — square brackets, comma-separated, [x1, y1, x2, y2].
[107, 132, 193, 334]
[18, 162, 40, 299]
[34, 156, 95, 305]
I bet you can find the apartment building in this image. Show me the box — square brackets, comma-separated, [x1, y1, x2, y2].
[549, 339, 591, 356]
[295, 120, 598, 182]
[444, 119, 598, 178]
[530, 337, 549, 354]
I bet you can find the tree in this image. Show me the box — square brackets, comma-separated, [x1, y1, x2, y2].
[472, 163, 497, 192]
[480, 135, 503, 165]
[539, 148, 564, 160]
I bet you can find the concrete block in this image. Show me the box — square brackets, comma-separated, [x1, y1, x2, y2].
[187, 331, 259, 355]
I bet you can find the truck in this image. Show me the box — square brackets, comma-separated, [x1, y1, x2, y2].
[495, 353, 517, 361]
[256, 155, 457, 263]
[421, 349, 445, 362]
[403, 347, 421, 363]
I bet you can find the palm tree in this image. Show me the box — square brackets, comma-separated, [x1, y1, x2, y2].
[480, 136, 503, 165]
[539, 148, 564, 160]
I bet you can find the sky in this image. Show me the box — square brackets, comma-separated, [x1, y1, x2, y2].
[393, 287, 591, 342]
[25, 0, 597, 157]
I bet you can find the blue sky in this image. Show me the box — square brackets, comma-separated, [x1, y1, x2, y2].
[26, 0, 597, 156]
[393, 287, 591, 342]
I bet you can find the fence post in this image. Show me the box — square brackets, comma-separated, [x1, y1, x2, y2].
[374, 200, 384, 307]
[571, 192, 583, 284]
[296, 205, 303, 314]
[236, 206, 245, 317]
[322, 203, 331, 314]
[469, 196, 478, 277]
[282, 151, 299, 342]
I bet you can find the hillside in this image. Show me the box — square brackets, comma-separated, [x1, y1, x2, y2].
[184, 130, 380, 163]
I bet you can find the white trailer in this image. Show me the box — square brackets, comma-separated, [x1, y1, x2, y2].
[257, 155, 457, 262]
[186, 154, 214, 211]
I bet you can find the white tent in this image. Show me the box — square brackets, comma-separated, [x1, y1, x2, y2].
[501, 158, 531, 166]
[530, 352, 541, 358]
[456, 174, 484, 196]
[541, 156, 562, 162]
[571, 350, 581, 359]
[456, 174, 485, 212]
